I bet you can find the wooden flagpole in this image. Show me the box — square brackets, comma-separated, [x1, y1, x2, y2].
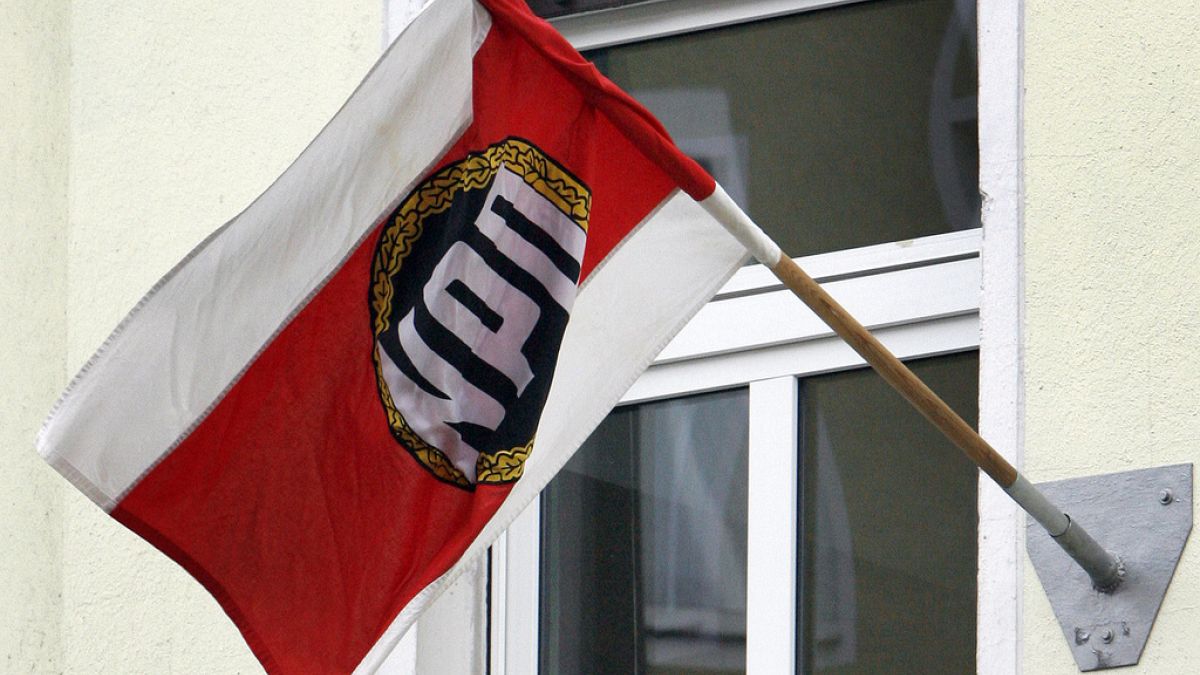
[703, 186, 1125, 592]
[769, 254, 1017, 485]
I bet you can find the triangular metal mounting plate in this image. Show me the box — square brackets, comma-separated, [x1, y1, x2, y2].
[1026, 463, 1192, 671]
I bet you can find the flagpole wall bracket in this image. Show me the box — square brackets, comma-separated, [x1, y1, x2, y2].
[1026, 463, 1193, 671]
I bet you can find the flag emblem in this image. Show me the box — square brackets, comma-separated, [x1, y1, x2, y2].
[370, 138, 591, 488]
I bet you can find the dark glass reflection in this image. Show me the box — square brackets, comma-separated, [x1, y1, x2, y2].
[587, 0, 980, 257]
[540, 389, 749, 675]
[528, 0, 652, 19]
[798, 353, 978, 673]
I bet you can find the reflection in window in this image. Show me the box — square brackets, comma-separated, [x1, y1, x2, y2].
[587, 0, 980, 257]
[799, 353, 978, 673]
[540, 389, 749, 675]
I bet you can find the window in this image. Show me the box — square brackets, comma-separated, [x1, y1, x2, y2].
[797, 354, 977, 673]
[533, 354, 978, 675]
[583, 0, 980, 256]
[540, 389, 751, 673]
[491, 0, 983, 672]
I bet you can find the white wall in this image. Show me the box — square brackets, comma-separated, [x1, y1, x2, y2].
[0, 1, 69, 671]
[1023, 0, 1200, 671]
[0, 1, 484, 670]
[54, 1, 380, 671]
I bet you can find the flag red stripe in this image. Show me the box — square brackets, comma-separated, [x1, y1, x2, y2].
[439, 13, 677, 278]
[115, 220, 503, 672]
[111, 17, 678, 673]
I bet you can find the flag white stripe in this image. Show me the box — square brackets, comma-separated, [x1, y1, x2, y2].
[356, 188, 749, 673]
[36, 0, 482, 512]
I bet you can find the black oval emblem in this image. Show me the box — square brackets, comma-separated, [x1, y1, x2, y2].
[370, 138, 591, 488]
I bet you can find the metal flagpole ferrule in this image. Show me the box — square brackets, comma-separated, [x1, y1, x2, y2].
[1006, 474, 1124, 592]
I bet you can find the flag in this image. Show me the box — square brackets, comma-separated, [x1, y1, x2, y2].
[37, 0, 764, 671]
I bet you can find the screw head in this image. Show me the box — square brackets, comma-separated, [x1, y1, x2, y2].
[1101, 629, 1114, 644]
[1159, 489, 1175, 505]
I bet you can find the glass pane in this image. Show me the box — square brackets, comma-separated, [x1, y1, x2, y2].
[587, 0, 980, 257]
[798, 352, 978, 673]
[540, 388, 749, 675]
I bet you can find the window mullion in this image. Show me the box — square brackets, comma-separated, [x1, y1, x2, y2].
[493, 498, 541, 675]
[746, 376, 800, 673]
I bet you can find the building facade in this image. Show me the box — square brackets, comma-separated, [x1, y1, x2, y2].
[2, 0, 1197, 672]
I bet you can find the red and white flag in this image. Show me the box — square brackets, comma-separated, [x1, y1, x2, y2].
[38, 0, 777, 671]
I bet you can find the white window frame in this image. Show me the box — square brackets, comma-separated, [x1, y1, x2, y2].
[975, 0, 1023, 671]
[547, 0, 868, 49]
[383, 0, 1025, 672]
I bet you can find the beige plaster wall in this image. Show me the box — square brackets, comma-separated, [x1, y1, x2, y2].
[1, 1, 69, 671]
[1023, 0, 1200, 671]
[60, 1, 380, 671]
